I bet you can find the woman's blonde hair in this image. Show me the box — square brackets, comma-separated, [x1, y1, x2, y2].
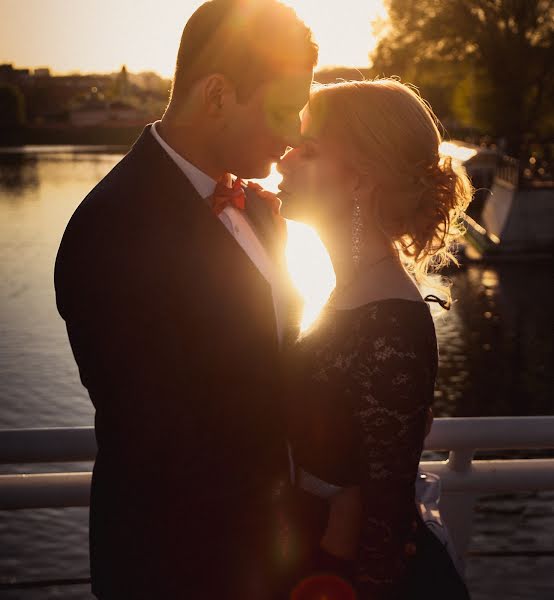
[308, 78, 473, 305]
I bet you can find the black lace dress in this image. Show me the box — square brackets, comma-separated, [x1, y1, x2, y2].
[285, 298, 470, 599]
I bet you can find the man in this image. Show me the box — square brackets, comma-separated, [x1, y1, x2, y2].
[54, 1, 317, 597]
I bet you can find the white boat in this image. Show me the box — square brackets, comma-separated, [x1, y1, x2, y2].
[441, 142, 554, 259]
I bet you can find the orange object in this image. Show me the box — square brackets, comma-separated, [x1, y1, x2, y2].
[247, 181, 288, 242]
[210, 175, 247, 215]
[290, 574, 357, 600]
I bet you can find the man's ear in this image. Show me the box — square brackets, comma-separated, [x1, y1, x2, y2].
[203, 74, 234, 117]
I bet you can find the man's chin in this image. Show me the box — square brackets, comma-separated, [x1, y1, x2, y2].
[279, 194, 306, 221]
[239, 162, 273, 181]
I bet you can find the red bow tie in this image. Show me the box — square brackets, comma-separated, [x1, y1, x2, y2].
[211, 175, 246, 216]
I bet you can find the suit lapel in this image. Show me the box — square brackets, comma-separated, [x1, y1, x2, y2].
[134, 126, 271, 268]
[129, 125, 276, 321]
[134, 127, 281, 269]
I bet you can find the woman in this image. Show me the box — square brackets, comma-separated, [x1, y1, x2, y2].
[279, 79, 472, 599]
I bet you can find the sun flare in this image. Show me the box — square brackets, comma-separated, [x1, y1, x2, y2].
[254, 164, 336, 333]
[439, 141, 478, 164]
[285, 219, 336, 333]
[282, 0, 387, 68]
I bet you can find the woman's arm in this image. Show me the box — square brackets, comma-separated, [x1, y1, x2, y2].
[321, 485, 363, 560]
[316, 406, 432, 563]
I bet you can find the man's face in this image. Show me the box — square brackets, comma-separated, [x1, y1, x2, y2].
[219, 70, 313, 179]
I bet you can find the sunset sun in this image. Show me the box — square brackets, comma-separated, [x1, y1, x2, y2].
[0, 0, 388, 332]
[282, 0, 387, 68]
[1, 0, 387, 75]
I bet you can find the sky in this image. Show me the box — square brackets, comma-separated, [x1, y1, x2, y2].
[0, 0, 387, 76]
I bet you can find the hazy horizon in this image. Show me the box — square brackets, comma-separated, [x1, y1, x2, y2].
[0, 0, 386, 77]
[1, 61, 375, 79]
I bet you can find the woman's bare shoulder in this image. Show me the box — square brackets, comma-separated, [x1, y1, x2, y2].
[334, 262, 423, 310]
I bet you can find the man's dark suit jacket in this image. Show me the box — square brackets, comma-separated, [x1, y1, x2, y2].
[54, 126, 289, 599]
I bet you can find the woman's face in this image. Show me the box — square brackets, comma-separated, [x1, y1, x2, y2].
[277, 108, 358, 227]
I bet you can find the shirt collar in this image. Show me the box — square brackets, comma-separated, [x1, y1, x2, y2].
[150, 120, 217, 200]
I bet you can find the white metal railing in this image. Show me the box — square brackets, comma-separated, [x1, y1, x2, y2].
[0, 426, 96, 464]
[1, 417, 553, 563]
[496, 154, 520, 187]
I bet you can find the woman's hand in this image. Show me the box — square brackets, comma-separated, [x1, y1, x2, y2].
[425, 406, 434, 438]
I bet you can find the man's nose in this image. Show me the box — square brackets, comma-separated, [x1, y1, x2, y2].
[282, 115, 302, 149]
[276, 147, 299, 176]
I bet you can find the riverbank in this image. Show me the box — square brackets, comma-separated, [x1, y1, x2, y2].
[0, 125, 144, 148]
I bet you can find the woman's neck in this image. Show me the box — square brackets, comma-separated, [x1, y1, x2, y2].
[318, 217, 394, 289]
[316, 219, 356, 290]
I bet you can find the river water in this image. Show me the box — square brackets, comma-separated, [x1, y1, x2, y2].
[0, 149, 552, 598]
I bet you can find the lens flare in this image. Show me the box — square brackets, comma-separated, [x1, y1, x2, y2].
[285, 219, 336, 333]
[254, 164, 336, 333]
[439, 141, 478, 164]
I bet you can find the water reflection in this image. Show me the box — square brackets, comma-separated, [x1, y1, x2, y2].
[0, 149, 552, 431]
[436, 261, 553, 416]
[0, 150, 121, 431]
[0, 149, 552, 596]
[0, 149, 125, 197]
[0, 153, 39, 194]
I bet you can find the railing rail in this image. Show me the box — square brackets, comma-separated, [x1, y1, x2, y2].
[496, 154, 520, 187]
[1, 417, 553, 566]
[0, 426, 96, 464]
[2, 416, 552, 465]
[425, 415, 554, 451]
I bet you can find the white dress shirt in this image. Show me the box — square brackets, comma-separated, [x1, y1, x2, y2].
[150, 121, 288, 343]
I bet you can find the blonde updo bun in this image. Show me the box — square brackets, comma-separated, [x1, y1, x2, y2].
[308, 78, 473, 305]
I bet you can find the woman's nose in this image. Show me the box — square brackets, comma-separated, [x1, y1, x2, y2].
[277, 147, 300, 176]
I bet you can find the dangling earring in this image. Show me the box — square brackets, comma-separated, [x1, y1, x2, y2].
[351, 197, 364, 268]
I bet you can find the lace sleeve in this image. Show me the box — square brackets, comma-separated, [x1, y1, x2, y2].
[287, 330, 361, 488]
[287, 300, 437, 595]
[350, 304, 436, 591]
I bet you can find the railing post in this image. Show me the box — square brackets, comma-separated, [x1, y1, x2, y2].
[439, 449, 477, 573]
[448, 449, 475, 473]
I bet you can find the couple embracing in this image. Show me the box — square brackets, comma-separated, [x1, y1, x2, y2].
[55, 1, 472, 598]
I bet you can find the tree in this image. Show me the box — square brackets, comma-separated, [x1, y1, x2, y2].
[373, 0, 554, 155]
[0, 84, 26, 126]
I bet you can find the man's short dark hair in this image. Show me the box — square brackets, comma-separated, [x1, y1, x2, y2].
[171, 0, 318, 102]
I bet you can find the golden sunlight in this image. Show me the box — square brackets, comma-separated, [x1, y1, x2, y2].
[253, 164, 336, 333]
[1, 0, 387, 75]
[282, 0, 387, 67]
[285, 219, 336, 333]
[439, 141, 478, 164]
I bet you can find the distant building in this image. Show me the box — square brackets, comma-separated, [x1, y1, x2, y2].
[108, 101, 142, 122]
[119, 65, 130, 95]
[69, 99, 144, 126]
[0, 64, 13, 82]
[0, 64, 31, 84]
[0, 63, 163, 129]
[69, 98, 109, 126]
[33, 68, 51, 78]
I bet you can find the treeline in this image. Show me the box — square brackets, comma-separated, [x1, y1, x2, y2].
[319, 0, 554, 158]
